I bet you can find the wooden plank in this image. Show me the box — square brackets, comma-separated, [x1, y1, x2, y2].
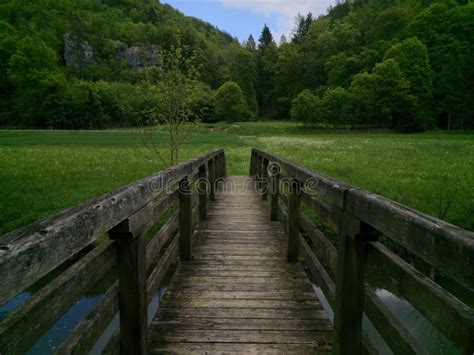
[162, 290, 318, 300]
[364, 288, 426, 354]
[0, 242, 116, 355]
[146, 211, 178, 271]
[156, 307, 327, 319]
[147, 235, 179, 301]
[149, 342, 331, 354]
[160, 298, 321, 309]
[151, 191, 177, 222]
[198, 164, 207, 221]
[345, 188, 474, 292]
[0, 149, 223, 304]
[252, 149, 349, 208]
[300, 212, 337, 280]
[110, 220, 148, 355]
[149, 329, 332, 344]
[151, 317, 331, 330]
[332, 213, 375, 355]
[301, 191, 339, 233]
[287, 179, 301, 262]
[178, 177, 193, 261]
[55, 281, 119, 355]
[366, 242, 474, 351]
[299, 235, 336, 307]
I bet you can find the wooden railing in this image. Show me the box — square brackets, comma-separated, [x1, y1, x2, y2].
[0, 149, 226, 354]
[250, 148, 474, 355]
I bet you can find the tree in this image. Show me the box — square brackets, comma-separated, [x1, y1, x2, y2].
[384, 37, 434, 130]
[292, 13, 313, 44]
[141, 45, 199, 167]
[279, 34, 287, 46]
[290, 89, 318, 125]
[257, 25, 277, 117]
[258, 24, 274, 50]
[8, 36, 65, 126]
[350, 59, 417, 131]
[214, 81, 251, 122]
[317, 87, 354, 126]
[221, 45, 258, 117]
[245, 34, 256, 52]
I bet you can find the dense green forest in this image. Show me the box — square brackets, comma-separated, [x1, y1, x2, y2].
[0, 0, 473, 131]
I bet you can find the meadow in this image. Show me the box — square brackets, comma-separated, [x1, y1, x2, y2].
[0, 121, 473, 235]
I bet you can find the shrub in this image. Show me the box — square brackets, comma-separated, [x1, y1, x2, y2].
[214, 81, 251, 122]
[290, 89, 318, 125]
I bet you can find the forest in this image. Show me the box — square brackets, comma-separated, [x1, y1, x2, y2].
[0, 0, 473, 132]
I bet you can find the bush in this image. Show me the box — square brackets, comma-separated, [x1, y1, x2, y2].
[290, 89, 318, 125]
[214, 81, 251, 122]
[318, 87, 354, 125]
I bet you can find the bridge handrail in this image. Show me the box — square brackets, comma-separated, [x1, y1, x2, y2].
[250, 148, 474, 354]
[0, 149, 226, 354]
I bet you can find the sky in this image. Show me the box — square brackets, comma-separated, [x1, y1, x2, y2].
[161, 0, 336, 43]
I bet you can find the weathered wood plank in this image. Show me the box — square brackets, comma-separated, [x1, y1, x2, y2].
[0, 149, 223, 304]
[146, 211, 178, 271]
[300, 211, 337, 280]
[55, 281, 119, 355]
[345, 188, 474, 292]
[0, 242, 116, 354]
[149, 175, 332, 353]
[151, 317, 331, 330]
[366, 242, 474, 351]
[149, 342, 331, 354]
[149, 329, 332, 344]
[156, 307, 327, 319]
[364, 288, 426, 354]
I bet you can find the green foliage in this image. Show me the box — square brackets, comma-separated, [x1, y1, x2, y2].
[290, 90, 318, 125]
[384, 37, 434, 130]
[214, 81, 251, 122]
[0, 0, 473, 131]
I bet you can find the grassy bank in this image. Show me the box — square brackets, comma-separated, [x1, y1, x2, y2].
[1, 122, 473, 234]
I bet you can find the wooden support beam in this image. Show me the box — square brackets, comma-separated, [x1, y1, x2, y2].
[287, 179, 301, 263]
[270, 168, 280, 221]
[108, 212, 149, 355]
[208, 157, 216, 201]
[198, 165, 207, 221]
[332, 212, 377, 355]
[262, 159, 269, 201]
[179, 177, 193, 261]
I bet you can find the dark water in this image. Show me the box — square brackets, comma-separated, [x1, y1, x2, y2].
[0, 283, 168, 354]
[313, 285, 460, 354]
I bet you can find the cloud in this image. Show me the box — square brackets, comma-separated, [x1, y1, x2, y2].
[218, 0, 335, 40]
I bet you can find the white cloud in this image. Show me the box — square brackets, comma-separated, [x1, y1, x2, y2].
[218, 0, 335, 40]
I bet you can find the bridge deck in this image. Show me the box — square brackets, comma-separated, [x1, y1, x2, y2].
[149, 176, 332, 353]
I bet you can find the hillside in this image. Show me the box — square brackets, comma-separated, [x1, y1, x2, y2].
[0, 0, 237, 128]
[0, 0, 473, 131]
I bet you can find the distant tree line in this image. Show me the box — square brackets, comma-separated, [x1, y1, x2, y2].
[0, 0, 472, 132]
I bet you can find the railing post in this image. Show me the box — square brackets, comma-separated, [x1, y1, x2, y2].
[108, 209, 150, 355]
[332, 212, 378, 355]
[198, 165, 207, 221]
[256, 154, 263, 194]
[179, 176, 193, 261]
[222, 151, 227, 177]
[261, 158, 269, 201]
[249, 151, 257, 176]
[270, 166, 280, 221]
[287, 178, 301, 262]
[208, 157, 216, 201]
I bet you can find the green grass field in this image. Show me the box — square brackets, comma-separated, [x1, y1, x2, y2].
[1, 121, 473, 234]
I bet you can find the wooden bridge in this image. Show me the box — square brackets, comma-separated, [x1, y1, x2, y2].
[0, 149, 473, 354]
